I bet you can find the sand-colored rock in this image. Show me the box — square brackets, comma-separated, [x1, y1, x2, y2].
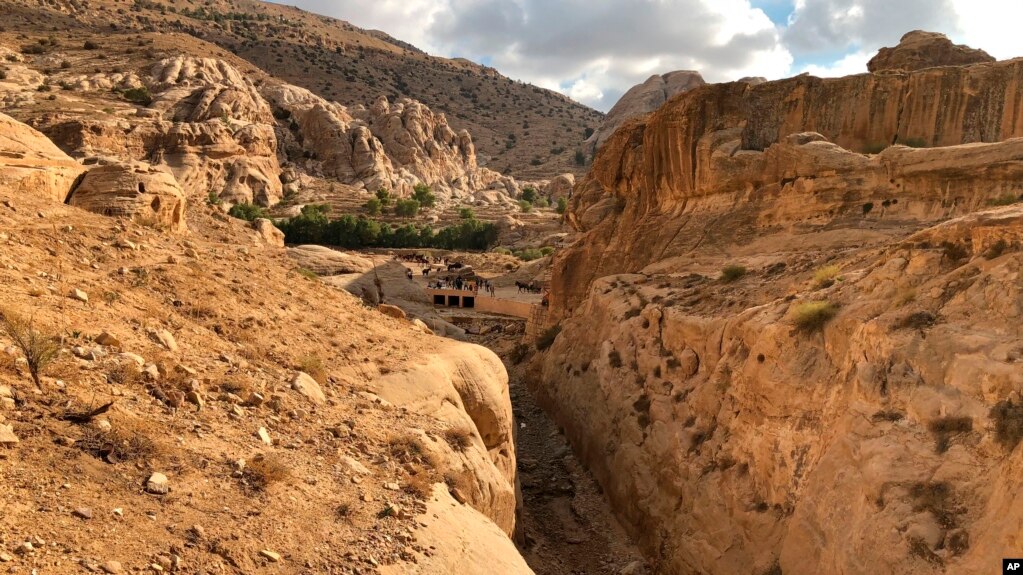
[868, 30, 995, 73]
[372, 341, 518, 535]
[251, 218, 284, 247]
[68, 161, 186, 232]
[286, 245, 373, 275]
[379, 484, 534, 575]
[0, 112, 86, 203]
[545, 173, 575, 202]
[538, 35, 1023, 575]
[586, 71, 705, 153]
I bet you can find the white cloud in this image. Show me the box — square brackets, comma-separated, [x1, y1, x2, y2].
[281, 0, 1023, 112]
[799, 50, 870, 77]
[951, 0, 1023, 60]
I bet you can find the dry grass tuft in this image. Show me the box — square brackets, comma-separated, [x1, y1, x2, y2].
[77, 422, 164, 464]
[244, 454, 291, 490]
[719, 264, 747, 283]
[297, 354, 327, 385]
[813, 265, 842, 289]
[0, 309, 61, 387]
[106, 361, 141, 386]
[927, 416, 972, 453]
[790, 301, 838, 332]
[990, 399, 1023, 450]
[443, 427, 474, 452]
[388, 434, 436, 468]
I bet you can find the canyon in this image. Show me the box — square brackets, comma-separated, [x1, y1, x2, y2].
[1, 1, 1022, 573]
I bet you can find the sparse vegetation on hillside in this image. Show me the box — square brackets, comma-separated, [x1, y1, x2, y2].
[813, 265, 842, 289]
[228, 202, 267, 221]
[990, 400, 1023, 450]
[791, 301, 838, 332]
[719, 265, 747, 283]
[1, 309, 60, 387]
[928, 416, 972, 453]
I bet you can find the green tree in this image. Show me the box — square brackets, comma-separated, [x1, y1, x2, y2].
[364, 197, 382, 215]
[518, 200, 532, 213]
[394, 198, 421, 218]
[556, 197, 568, 214]
[412, 183, 436, 208]
[520, 187, 538, 204]
[228, 202, 266, 221]
[375, 188, 391, 205]
[458, 207, 474, 220]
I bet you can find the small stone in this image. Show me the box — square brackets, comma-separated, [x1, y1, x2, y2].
[101, 560, 124, 574]
[153, 329, 178, 352]
[113, 508, 123, 516]
[0, 552, 12, 562]
[384, 482, 399, 491]
[146, 472, 170, 495]
[0, 424, 18, 445]
[450, 487, 467, 504]
[257, 427, 272, 445]
[290, 372, 325, 405]
[260, 549, 281, 562]
[95, 332, 121, 347]
[14, 542, 33, 554]
[186, 391, 205, 410]
[71, 288, 89, 303]
[73, 507, 93, 519]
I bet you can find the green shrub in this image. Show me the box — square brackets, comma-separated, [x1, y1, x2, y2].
[83, 40, 100, 50]
[458, 207, 474, 220]
[364, 197, 381, 216]
[518, 200, 532, 213]
[520, 187, 538, 204]
[540, 246, 555, 257]
[719, 265, 747, 283]
[555, 197, 568, 214]
[228, 202, 266, 221]
[206, 191, 222, 206]
[394, 198, 420, 218]
[376, 188, 391, 205]
[790, 301, 838, 332]
[121, 86, 152, 105]
[492, 247, 512, 256]
[515, 248, 543, 261]
[535, 325, 561, 351]
[574, 150, 586, 166]
[534, 198, 549, 209]
[411, 183, 435, 208]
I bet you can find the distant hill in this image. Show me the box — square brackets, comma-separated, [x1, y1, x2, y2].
[4, 0, 603, 180]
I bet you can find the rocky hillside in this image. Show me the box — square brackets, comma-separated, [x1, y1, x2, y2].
[1, 0, 603, 180]
[533, 32, 1023, 574]
[0, 109, 535, 573]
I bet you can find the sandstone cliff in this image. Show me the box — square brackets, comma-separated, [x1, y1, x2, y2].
[585, 71, 706, 154]
[537, 39, 1023, 575]
[868, 30, 995, 73]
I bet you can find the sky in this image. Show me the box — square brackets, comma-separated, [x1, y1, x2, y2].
[275, 0, 1023, 112]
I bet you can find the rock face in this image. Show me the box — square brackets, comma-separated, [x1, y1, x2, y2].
[68, 161, 186, 232]
[0, 112, 86, 203]
[868, 30, 995, 73]
[585, 71, 705, 153]
[544, 173, 575, 202]
[263, 84, 516, 200]
[539, 39, 1023, 575]
[372, 341, 519, 535]
[286, 245, 374, 275]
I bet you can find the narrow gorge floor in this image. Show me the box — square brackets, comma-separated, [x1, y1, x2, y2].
[507, 363, 648, 574]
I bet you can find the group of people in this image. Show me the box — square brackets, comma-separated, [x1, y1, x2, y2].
[427, 276, 496, 297]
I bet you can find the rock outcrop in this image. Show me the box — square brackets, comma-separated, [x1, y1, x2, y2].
[538, 36, 1023, 575]
[544, 173, 575, 202]
[585, 71, 705, 153]
[68, 161, 186, 232]
[868, 30, 995, 73]
[286, 245, 374, 275]
[0, 112, 86, 203]
[263, 84, 517, 201]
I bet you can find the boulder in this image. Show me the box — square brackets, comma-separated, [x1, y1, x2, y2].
[251, 218, 284, 247]
[378, 304, 407, 320]
[0, 112, 86, 203]
[291, 371, 326, 405]
[287, 245, 374, 276]
[545, 173, 575, 202]
[68, 161, 186, 232]
[868, 30, 995, 73]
